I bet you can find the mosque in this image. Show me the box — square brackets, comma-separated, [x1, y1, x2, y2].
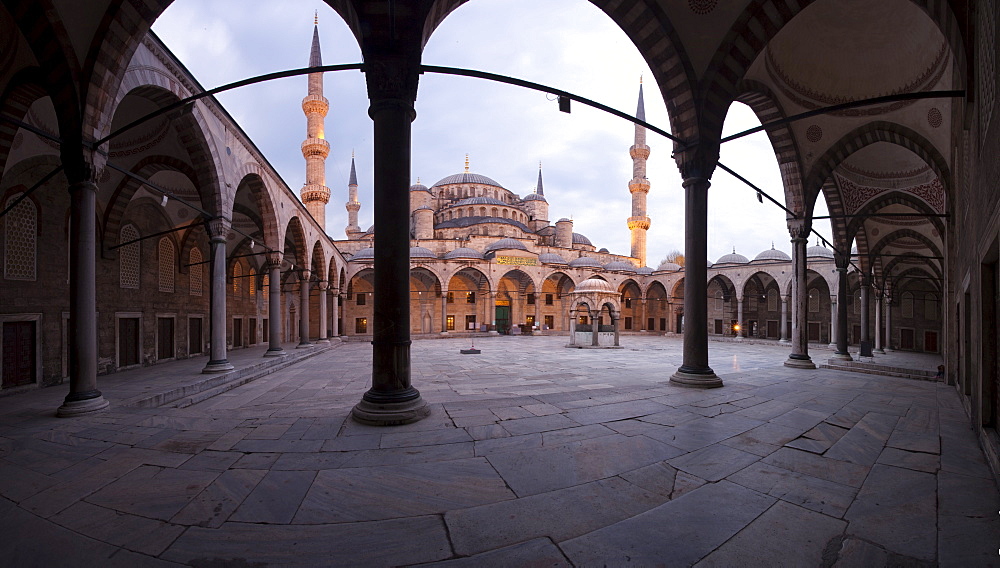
[0, 1, 980, 470]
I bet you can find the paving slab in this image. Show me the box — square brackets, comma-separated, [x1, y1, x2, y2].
[844, 463, 937, 562]
[727, 460, 858, 518]
[668, 443, 761, 482]
[416, 537, 570, 567]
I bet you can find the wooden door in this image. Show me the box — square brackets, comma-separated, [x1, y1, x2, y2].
[249, 318, 257, 345]
[233, 318, 243, 348]
[900, 328, 915, 350]
[924, 331, 938, 352]
[119, 318, 140, 367]
[2, 321, 35, 388]
[157, 317, 174, 360]
[807, 322, 820, 342]
[189, 318, 202, 355]
[767, 320, 778, 339]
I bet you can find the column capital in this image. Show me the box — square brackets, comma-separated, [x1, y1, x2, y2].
[365, 56, 420, 111]
[317, 280, 329, 291]
[787, 219, 811, 240]
[265, 251, 283, 269]
[673, 142, 719, 180]
[62, 142, 105, 186]
[299, 268, 311, 280]
[206, 217, 232, 242]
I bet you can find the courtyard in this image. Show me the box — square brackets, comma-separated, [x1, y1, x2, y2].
[0, 336, 996, 567]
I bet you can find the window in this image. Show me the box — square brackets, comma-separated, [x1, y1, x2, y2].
[624, 297, 632, 309]
[357, 292, 366, 306]
[527, 293, 535, 305]
[4, 193, 36, 281]
[544, 315, 554, 329]
[119, 224, 140, 289]
[648, 317, 654, 330]
[262, 273, 269, 302]
[466, 291, 476, 304]
[808, 289, 819, 313]
[355, 317, 368, 333]
[526, 315, 535, 327]
[447, 291, 454, 303]
[660, 318, 667, 331]
[249, 268, 257, 296]
[854, 293, 861, 314]
[189, 248, 203, 296]
[925, 294, 937, 319]
[545, 293, 554, 305]
[446, 315, 455, 331]
[465, 315, 477, 330]
[578, 315, 589, 325]
[158, 238, 175, 293]
[625, 317, 632, 330]
[902, 291, 914, 318]
[767, 290, 778, 311]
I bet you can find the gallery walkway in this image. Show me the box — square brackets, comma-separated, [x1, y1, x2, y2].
[0, 336, 995, 567]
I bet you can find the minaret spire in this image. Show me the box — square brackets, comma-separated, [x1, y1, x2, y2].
[300, 16, 331, 231]
[627, 80, 651, 266]
[345, 153, 361, 238]
[536, 161, 544, 195]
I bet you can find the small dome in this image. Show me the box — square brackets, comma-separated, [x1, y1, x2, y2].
[522, 193, 547, 202]
[598, 247, 609, 253]
[414, 205, 434, 212]
[432, 172, 505, 188]
[538, 253, 568, 264]
[636, 266, 654, 275]
[603, 260, 637, 273]
[572, 233, 593, 246]
[453, 196, 508, 207]
[409, 182, 430, 193]
[568, 256, 603, 268]
[556, 218, 572, 223]
[658, 262, 681, 272]
[349, 248, 375, 262]
[754, 246, 791, 262]
[716, 250, 750, 265]
[484, 238, 528, 252]
[409, 246, 437, 259]
[443, 247, 484, 260]
[365, 225, 375, 235]
[575, 277, 616, 294]
[808, 245, 835, 259]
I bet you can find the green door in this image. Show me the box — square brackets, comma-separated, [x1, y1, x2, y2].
[495, 305, 511, 334]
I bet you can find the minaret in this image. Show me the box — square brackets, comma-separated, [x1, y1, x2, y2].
[627, 78, 651, 266]
[345, 152, 362, 238]
[300, 13, 331, 231]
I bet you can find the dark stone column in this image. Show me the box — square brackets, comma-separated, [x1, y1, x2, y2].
[833, 259, 852, 360]
[885, 295, 894, 351]
[203, 218, 235, 373]
[736, 297, 745, 339]
[297, 269, 312, 348]
[440, 293, 448, 333]
[331, 290, 340, 337]
[351, 57, 428, 425]
[779, 295, 789, 342]
[317, 280, 330, 344]
[671, 173, 722, 387]
[58, 161, 109, 417]
[591, 308, 599, 346]
[860, 273, 871, 350]
[785, 223, 815, 369]
[264, 253, 285, 357]
[874, 292, 885, 354]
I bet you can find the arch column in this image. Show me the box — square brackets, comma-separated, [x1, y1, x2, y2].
[829, 296, 838, 350]
[736, 296, 745, 339]
[885, 296, 894, 351]
[351, 55, 428, 425]
[874, 291, 885, 354]
[592, 306, 599, 346]
[331, 289, 340, 337]
[613, 309, 620, 346]
[833, 260, 852, 360]
[670, 169, 721, 387]
[58, 158, 109, 416]
[297, 269, 312, 348]
[317, 280, 329, 344]
[264, 252, 285, 357]
[440, 289, 448, 333]
[860, 273, 871, 352]
[785, 223, 815, 368]
[779, 295, 789, 342]
[568, 307, 577, 345]
[203, 218, 235, 373]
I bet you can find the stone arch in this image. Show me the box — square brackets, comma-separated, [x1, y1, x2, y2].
[232, 169, 281, 252]
[884, 253, 943, 282]
[845, 191, 945, 242]
[0, 67, 51, 175]
[282, 217, 308, 269]
[868, 228, 944, 262]
[410, 267, 442, 334]
[310, 240, 326, 281]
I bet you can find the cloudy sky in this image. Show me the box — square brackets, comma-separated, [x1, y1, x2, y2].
[153, 0, 832, 267]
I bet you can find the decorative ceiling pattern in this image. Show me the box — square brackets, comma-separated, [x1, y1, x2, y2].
[835, 174, 946, 215]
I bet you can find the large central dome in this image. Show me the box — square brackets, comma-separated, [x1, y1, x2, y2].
[432, 172, 505, 188]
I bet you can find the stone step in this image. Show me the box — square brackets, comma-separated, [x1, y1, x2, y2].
[820, 359, 940, 381]
[120, 343, 338, 409]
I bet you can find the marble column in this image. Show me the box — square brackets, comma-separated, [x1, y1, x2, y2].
[829, 297, 838, 350]
[613, 311, 620, 346]
[833, 261, 852, 360]
[736, 297, 744, 339]
[264, 253, 285, 357]
[592, 308, 599, 346]
[885, 297, 894, 351]
[640, 299, 647, 331]
[440, 293, 448, 333]
[785, 224, 815, 368]
[860, 273, 871, 351]
[331, 290, 340, 337]
[874, 292, 885, 354]
[317, 280, 329, 344]
[58, 160, 110, 416]
[569, 309, 577, 346]
[779, 296, 789, 342]
[671, 173, 722, 387]
[534, 299, 541, 332]
[351, 56, 428, 425]
[297, 269, 312, 347]
[203, 218, 235, 373]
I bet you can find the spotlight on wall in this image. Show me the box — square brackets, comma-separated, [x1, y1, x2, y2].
[250, 240, 255, 250]
[160, 194, 169, 207]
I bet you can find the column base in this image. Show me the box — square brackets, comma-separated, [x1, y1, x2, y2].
[670, 368, 723, 388]
[202, 360, 234, 373]
[263, 348, 286, 358]
[779, 338, 790, 343]
[316, 338, 331, 345]
[874, 348, 885, 354]
[296, 342, 313, 349]
[828, 343, 838, 350]
[784, 354, 816, 369]
[57, 394, 110, 417]
[351, 396, 430, 426]
[831, 352, 853, 361]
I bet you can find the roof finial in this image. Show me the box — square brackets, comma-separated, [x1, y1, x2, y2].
[314, 10, 318, 25]
[351, 149, 355, 159]
[733, 246, 736, 254]
[771, 241, 775, 250]
[464, 153, 470, 172]
[417, 176, 421, 184]
[639, 74, 643, 84]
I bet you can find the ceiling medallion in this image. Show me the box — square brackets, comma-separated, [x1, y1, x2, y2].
[688, 0, 718, 15]
[806, 125, 823, 143]
[927, 107, 943, 128]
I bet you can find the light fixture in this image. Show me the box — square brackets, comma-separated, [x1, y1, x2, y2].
[160, 194, 168, 207]
[250, 240, 255, 250]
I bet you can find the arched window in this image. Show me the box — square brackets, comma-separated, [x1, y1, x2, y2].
[467, 208, 473, 217]
[902, 291, 914, 318]
[158, 237, 175, 293]
[262, 273, 270, 303]
[502, 210, 508, 218]
[808, 288, 819, 312]
[491, 207, 498, 217]
[924, 293, 937, 319]
[480, 207, 486, 216]
[3, 193, 37, 281]
[189, 247, 203, 296]
[249, 268, 257, 296]
[854, 292, 861, 314]
[767, 289, 778, 311]
[119, 224, 140, 289]
[233, 263, 242, 295]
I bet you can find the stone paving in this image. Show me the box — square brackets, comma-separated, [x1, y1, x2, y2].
[0, 336, 996, 567]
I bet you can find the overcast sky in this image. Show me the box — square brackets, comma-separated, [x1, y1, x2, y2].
[153, 0, 832, 267]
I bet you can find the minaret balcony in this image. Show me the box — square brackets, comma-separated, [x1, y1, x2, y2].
[627, 216, 651, 231]
[346, 201, 361, 212]
[629, 145, 650, 159]
[301, 184, 330, 204]
[301, 94, 329, 115]
[629, 179, 650, 193]
[301, 138, 330, 158]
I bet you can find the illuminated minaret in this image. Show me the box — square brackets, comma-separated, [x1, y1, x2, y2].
[345, 152, 362, 238]
[627, 78, 651, 266]
[300, 13, 331, 231]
